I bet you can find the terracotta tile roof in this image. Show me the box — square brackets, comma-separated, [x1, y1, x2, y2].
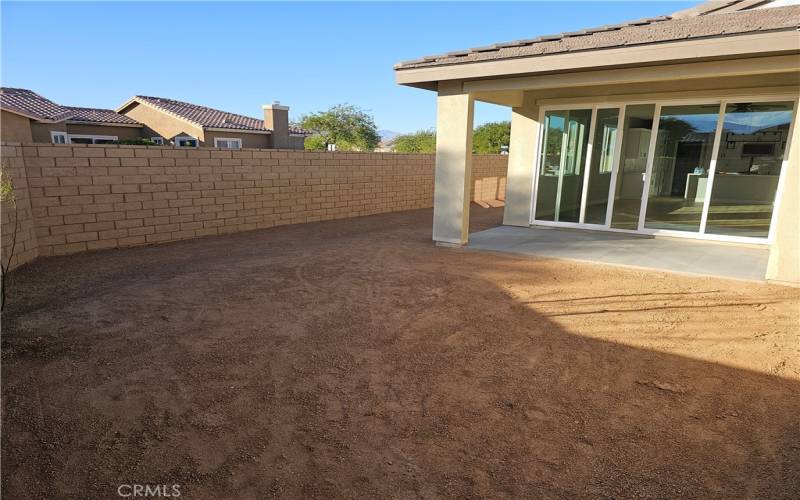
[132, 96, 309, 135]
[0, 87, 141, 125]
[0, 87, 73, 122]
[63, 106, 141, 125]
[394, 2, 800, 70]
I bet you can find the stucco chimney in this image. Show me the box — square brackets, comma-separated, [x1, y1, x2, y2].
[263, 101, 290, 149]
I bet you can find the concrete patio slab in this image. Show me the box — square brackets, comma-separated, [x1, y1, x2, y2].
[467, 225, 770, 281]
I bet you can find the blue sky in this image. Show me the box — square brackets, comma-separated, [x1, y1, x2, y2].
[1, 1, 694, 134]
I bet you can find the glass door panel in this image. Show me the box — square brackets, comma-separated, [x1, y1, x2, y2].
[584, 108, 619, 225]
[535, 111, 566, 222]
[705, 101, 794, 238]
[644, 104, 720, 232]
[610, 104, 656, 229]
[534, 109, 592, 223]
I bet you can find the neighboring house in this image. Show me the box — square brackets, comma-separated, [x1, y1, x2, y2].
[394, 0, 800, 284]
[0, 87, 144, 144]
[116, 96, 308, 149]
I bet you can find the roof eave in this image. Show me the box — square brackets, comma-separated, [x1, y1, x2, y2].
[204, 127, 271, 134]
[65, 120, 143, 128]
[394, 30, 800, 87]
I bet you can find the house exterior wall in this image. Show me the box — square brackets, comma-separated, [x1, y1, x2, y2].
[31, 122, 67, 143]
[1, 111, 33, 143]
[766, 106, 800, 285]
[64, 124, 144, 141]
[289, 136, 306, 150]
[202, 130, 271, 149]
[120, 103, 205, 143]
[0, 143, 506, 267]
[499, 73, 799, 227]
[466, 65, 799, 283]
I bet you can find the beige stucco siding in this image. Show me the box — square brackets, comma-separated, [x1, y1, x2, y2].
[30, 121, 143, 143]
[30, 122, 67, 143]
[120, 102, 205, 143]
[289, 136, 306, 150]
[65, 123, 143, 141]
[203, 130, 271, 149]
[1, 111, 33, 143]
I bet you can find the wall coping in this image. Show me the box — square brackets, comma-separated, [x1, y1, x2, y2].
[0, 141, 506, 158]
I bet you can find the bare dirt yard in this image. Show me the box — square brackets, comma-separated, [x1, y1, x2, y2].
[2, 206, 799, 499]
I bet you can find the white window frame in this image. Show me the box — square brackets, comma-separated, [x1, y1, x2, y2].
[529, 93, 799, 246]
[213, 137, 242, 150]
[174, 136, 199, 148]
[51, 131, 68, 144]
[67, 134, 118, 144]
[151, 137, 164, 145]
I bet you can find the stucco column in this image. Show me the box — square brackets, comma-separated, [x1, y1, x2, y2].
[503, 95, 540, 227]
[766, 113, 800, 285]
[432, 82, 474, 245]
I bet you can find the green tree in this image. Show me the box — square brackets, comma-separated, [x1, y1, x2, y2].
[473, 121, 511, 154]
[392, 130, 436, 153]
[299, 104, 380, 152]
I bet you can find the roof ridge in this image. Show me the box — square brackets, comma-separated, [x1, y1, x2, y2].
[134, 95, 268, 130]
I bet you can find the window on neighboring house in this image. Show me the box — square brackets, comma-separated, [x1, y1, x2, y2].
[51, 132, 68, 144]
[214, 138, 242, 150]
[175, 136, 199, 148]
[151, 137, 165, 145]
[67, 134, 118, 144]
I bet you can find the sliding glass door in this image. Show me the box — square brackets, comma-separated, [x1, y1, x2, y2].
[584, 109, 620, 225]
[532, 98, 795, 243]
[705, 101, 794, 238]
[534, 109, 591, 223]
[610, 104, 656, 230]
[643, 104, 720, 232]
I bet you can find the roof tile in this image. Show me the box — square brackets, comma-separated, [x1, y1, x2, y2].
[131, 96, 309, 135]
[395, 4, 800, 71]
[0, 87, 141, 125]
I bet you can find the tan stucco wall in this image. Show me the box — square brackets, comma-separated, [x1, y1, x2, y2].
[203, 130, 271, 149]
[432, 81, 475, 245]
[120, 102, 205, 143]
[65, 124, 143, 141]
[30, 121, 144, 143]
[766, 107, 800, 285]
[503, 94, 539, 227]
[1, 111, 33, 143]
[31, 122, 66, 143]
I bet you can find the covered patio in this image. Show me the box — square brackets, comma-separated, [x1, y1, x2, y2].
[394, 0, 800, 285]
[468, 225, 770, 281]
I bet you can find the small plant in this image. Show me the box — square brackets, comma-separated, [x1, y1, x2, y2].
[1, 166, 19, 311]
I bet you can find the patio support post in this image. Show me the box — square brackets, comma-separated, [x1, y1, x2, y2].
[433, 81, 474, 245]
[504, 94, 540, 226]
[766, 110, 800, 285]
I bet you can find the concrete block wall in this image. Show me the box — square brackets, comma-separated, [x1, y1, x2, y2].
[470, 155, 508, 202]
[0, 143, 507, 269]
[1, 144, 39, 270]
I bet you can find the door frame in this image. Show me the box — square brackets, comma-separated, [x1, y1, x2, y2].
[529, 93, 798, 245]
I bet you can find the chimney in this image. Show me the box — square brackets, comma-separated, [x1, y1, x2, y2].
[263, 101, 290, 149]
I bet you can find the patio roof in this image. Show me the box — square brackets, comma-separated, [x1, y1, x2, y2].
[394, 1, 800, 71]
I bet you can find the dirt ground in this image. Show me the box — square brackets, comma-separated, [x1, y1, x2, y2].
[3, 206, 799, 499]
